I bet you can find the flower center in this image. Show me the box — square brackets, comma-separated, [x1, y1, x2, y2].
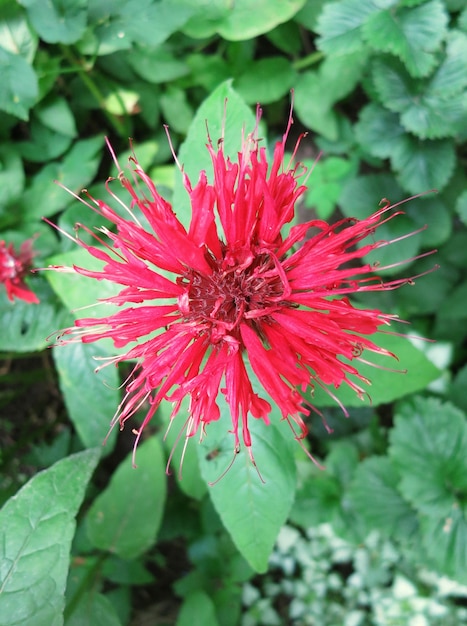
[177, 251, 289, 341]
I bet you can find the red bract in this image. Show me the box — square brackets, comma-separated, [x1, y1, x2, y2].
[0, 238, 39, 304]
[48, 106, 436, 473]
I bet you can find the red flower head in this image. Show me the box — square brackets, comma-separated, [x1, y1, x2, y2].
[0, 238, 39, 304]
[49, 105, 436, 473]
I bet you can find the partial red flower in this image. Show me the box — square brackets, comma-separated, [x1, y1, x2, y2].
[48, 106, 435, 470]
[0, 238, 39, 304]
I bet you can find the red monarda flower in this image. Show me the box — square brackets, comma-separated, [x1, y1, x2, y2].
[49, 106, 435, 471]
[0, 238, 39, 304]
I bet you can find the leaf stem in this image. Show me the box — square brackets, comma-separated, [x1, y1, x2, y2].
[293, 51, 324, 71]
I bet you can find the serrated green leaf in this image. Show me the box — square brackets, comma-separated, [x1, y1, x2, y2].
[389, 397, 467, 516]
[234, 57, 298, 105]
[197, 400, 296, 573]
[363, 1, 447, 77]
[309, 333, 440, 409]
[52, 342, 119, 453]
[21, 135, 104, 219]
[86, 437, 167, 559]
[421, 504, 467, 585]
[0, 449, 100, 626]
[176, 590, 220, 626]
[430, 30, 467, 97]
[0, 3, 38, 62]
[405, 196, 452, 247]
[183, 0, 306, 41]
[18, 0, 87, 44]
[316, 0, 398, 55]
[372, 58, 416, 113]
[355, 103, 405, 159]
[349, 456, 418, 538]
[173, 80, 256, 229]
[0, 46, 38, 120]
[391, 135, 456, 193]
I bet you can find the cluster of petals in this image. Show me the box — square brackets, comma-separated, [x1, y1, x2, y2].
[49, 106, 435, 469]
[0, 238, 39, 304]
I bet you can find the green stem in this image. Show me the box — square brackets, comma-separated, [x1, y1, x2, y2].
[64, 552, 108, 621]
[59, 45, 128, 138]
[292, 51, 324, 71]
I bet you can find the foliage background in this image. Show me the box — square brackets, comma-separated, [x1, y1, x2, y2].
[1, 0, 467, 624]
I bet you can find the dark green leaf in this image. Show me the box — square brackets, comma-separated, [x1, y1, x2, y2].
[36, 96, 77, 137]
[456, 189, 467, 226]
[0, 46, 38, 120]
[234, 57, 298, 104]
[391, 135, 456, 193]
[389, 396, 467, 516]
[0, 449, 100, 626]
[355, 103, 405, 159]
[309, 332, 440, 409]
[197, 400, 296, 573]
[18, 0, 87, 44]
[438, 281, 467, 320]
[127, 46, 189, 84]
[52, 342, 119, 452]
[363, 1, 448, 77]
[18, 119, 73, 162]
[349, 456, 418, 538]
[66, 592, 122, 626]
[0, 143, 25, 209]
[86, 437, 167, 559]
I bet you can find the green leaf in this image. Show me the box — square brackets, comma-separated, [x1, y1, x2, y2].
[429, 30, 467, 98]
[183, 0, 306, 41]
[173, 80, 256, 229]
[456, 189, 467, 226]
[362, 1, 448, 77]
[85, 0, 195, 55]
[86, 437, 167, 559]
[349, 456, 418, 538]
[391, 135, 456, 194]
[309, 332, 440, 409]
[389, 396, 467, 516]
[234, 57, 298, 105]
[52, 342, 119, 453]
[197, 401, 296, 573]
[0, 46, 38, 120]
[421, 503, 467, 585]
[0, 3, 38, 62]
[355, 103, 405, 159]
[304, 156, 358, 220]
[160, 87, 194, 134]
[127, 45, 189, 84]
[405, 196, 452, 248]
[0, 449, 100, 626]
[438, 280, 467, 320]
[18, 0, 87, 44]
[176, 590, 220, 626]
[36, 96, 77, 137]
[316, 0, 398, 55]
[295, 51, 367, 141]
[66, 592, 122, 626]
[18, 119, 73, 162]
[0, 143, 25, 209]
[21, 135, 104, 219]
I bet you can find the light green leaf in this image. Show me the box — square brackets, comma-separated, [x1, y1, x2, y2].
[0, 144, 25, 209]
[309, 333, 440, 408]
[0, 46, 38, 120]
[197, 399, 296, 573]
[316, 0, 398, 55]
[0, 449, 100, 626]
[36, 97, 77, 137]
[173, 80, 256, 229]
[362, 1, 448, 77]
[234, 57, 298, 105]
[391, 135, 456, 193]
[429, 30, 467, 97]
[18, 0, 87, 44]
[86, 437, 167, 559]
[304, 156, 358, 220]
[176, 590, 220, 626]
[349, 456, 418, 538]
[21, 135, 104, 218]
[52, 342, 119, 453]
[160, 87, 194, 134]
[183, 0, 306, 41]
[0, 3, 38, 62]
[389, 397, 467, 516]
[127, 46, 189, 84]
